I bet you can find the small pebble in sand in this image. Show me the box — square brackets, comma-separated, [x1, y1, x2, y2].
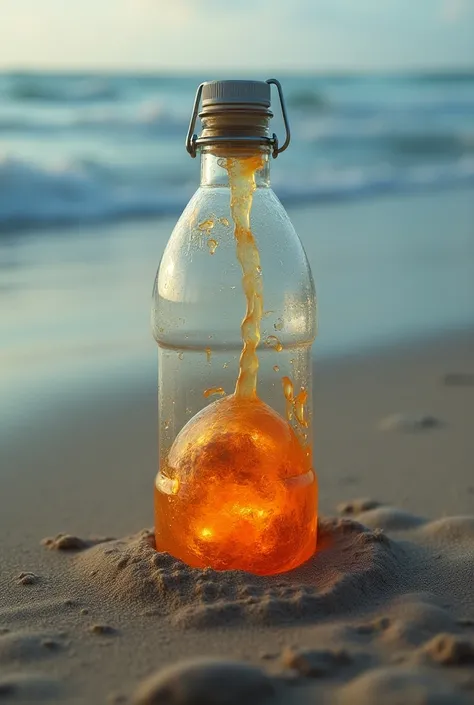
[90, 624, 117, 636]
[281, 646, 351, 677]
[42, 534, 88, 551]
[338, 498, 382, 515]
[81, 608, 90, 616]
[378, 413, 442, 432]
[259, 651, 279, 660]
[422, 633, 474, 665]
[17, 572, 39, 585]
[132, 657, 275, 705]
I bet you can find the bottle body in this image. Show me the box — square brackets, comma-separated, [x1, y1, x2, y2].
[152, 151, 317, 574]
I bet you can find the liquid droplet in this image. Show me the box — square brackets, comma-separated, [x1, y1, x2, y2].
[198, 218, 214, 233]
[207, 238, 218, 255]
[274, 318, 283, 331]
[265, 335, 283, 352]
[178, 352, 184, 360]
[223, 362, 229, 369]
[273, 365, 280, 372]
[282, 376, 294, 402]
[164, 420, 170, 431]
[294, 387, 309, 428]
[205, 347, 212, 363]
[203, 386, 226, 399]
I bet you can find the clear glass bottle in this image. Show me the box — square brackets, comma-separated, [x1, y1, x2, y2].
[152, 80, 317, 575]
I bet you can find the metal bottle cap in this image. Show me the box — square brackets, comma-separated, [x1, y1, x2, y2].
[201, 80, 271, 110]
[186, 78, 290, 159]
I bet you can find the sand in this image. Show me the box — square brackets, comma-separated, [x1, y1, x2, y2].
[1, 330, 474, 703]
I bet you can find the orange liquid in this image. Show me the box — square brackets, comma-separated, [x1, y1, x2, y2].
[155, 154, 318, 575]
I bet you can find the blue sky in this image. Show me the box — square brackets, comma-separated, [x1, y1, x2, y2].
[1, 0, 473, 71]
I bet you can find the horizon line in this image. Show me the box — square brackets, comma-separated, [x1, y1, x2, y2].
[1, 64, 474, 77]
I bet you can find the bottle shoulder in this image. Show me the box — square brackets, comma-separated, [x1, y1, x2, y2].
[152, 186, 316, 347]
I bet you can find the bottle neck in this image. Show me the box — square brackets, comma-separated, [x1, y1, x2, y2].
[200, 147, 271, 188]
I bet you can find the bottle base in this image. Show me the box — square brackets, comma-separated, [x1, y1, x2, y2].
[154, 473, 318, 576]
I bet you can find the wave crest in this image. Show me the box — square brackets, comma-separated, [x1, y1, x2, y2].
[1, 155, 473, 231]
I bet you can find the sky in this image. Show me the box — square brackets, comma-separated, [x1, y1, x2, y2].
[0, 0, 473, 72]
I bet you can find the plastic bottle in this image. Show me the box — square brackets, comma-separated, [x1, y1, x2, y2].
[152, 79, 317, 575]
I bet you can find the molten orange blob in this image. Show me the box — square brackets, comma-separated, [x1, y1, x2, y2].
[154, 394, 317, 575]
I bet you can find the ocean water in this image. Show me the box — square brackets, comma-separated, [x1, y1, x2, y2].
[1, 71, 474, 230]
[1, 72, 474, 435]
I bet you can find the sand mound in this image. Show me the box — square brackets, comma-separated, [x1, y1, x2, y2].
[338, 498, 426, 530]
[380, 598, 459, 648]
[0, 597, 80, 626]
[281, 646, 351, 677]
[0, 630, 64, 663]
[132, 658, 275, 705]
[349, 593, 458, 647]
[419, 516, 474, 542]
[72, 519, 402, 628]
[33, 502, 474, 702]
[337, 666, 469, 705]
[419, 633, 474, 666]
[42, 533, 114, 551]
[0, 672, 60, 701]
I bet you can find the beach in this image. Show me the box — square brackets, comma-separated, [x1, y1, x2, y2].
[1, 186, 474, 702]
[1, 67, 474, 702]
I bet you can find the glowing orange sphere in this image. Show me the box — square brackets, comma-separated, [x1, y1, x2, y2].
[154, 394, 317, 575]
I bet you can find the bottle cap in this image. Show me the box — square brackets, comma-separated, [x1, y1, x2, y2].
[186, 79, 290, 159]
[201, 80, 271, 110]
